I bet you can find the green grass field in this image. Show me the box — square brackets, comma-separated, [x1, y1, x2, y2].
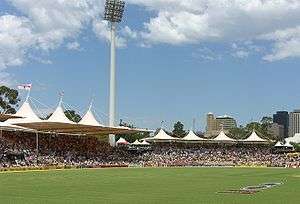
[0, 167, 299, 204]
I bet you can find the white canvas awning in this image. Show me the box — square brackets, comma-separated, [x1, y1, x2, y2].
[116, 137, 129, 145]
[141, 140, 150, 145]
[6, 100, 42, 124]
[0, 121, 34, 132]
[181, 130, 207, 142]
[79, 106, 104, 127]
[241, 130, 269, 143]
[274, 141, 293, 148]
[213, 130, 235, 142]
[131, 140, 142, 145]
[47, 101, 75, 124]
[0, 114, 23, 122]
[8, 100, 150, 136]
[146, 129, 179, 142]
[274, 141, 284, 147]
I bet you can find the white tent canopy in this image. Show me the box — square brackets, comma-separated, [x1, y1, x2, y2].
[274, 141, 293, 148]
[141, 140, 150, 145]
[116, 137, 129, 145]
[146, 129, 179, 141]
[0, 121, 34, 131]
[46, 101, 75, 124]
[242, 130, 268, 143]
[79, 107, 104, 127]
[131, 140, 142, 145]
[182, 130, 206, 141]
[274, 141, 284, 147]
[213, 130, 235, 142]
[7, 100, 42, 124]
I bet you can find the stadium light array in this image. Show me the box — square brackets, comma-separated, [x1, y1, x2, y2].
[104, 0, 125, 23]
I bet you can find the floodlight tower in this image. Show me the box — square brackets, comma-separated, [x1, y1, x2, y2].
[104, 0, 125, 146]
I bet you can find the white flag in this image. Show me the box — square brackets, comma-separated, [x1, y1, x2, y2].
[18, 84, 32, 90]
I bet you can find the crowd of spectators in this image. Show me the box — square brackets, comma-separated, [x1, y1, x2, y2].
[0, 131, 299, 169]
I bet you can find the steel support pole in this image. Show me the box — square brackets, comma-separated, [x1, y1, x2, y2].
[36, 132, 39, 165]
[109, 22, 116, 147]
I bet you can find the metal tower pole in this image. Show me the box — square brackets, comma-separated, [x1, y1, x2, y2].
[109, 22, 117, 146]
[104, 0, 125, 146]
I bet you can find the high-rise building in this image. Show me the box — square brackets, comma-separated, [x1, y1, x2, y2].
[206, 112, 217, 133]
[215, 115, 237, 130]
[273, 111, 289, 138]
[289, 110, 300, 137]
[206, 113, 237, 137]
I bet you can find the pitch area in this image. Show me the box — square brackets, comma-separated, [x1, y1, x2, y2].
[0, 167, 299, 204]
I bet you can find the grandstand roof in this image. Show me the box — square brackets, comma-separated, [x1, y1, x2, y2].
[242, 130, 269, 143]
[182, 130, 207, 141]
[146, 129, 179, 142]
[79, 106, 104, 127]
[0, 121, 34, 132]
[213, 130, 235, 142]
[47, 101, 75, 124]
[141, 140, 150, 145]
[131, 140, 142, 145]
[0, 114, 22, 122]
[6, 100, 42, 124]
[116, 137, 129, 145]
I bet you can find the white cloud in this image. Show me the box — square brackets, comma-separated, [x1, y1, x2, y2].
[1, 0, 300, 68]
[232, 50, 249, 59]
[92, 19, 127, 48]
[66, 41, 81, 51]
[259, 26, 300, 61]
[129, 0, 300, 60]
[0, 15, 35, 70]
[0, 72, 16, 86]
[192, 47, 222, 61]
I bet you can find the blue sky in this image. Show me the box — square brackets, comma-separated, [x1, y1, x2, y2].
[1, 0, 300, 131]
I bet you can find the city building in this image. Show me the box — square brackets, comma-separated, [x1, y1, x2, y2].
[206, 112, 217, 133]
[289, 110, 300, 137]
[268, 123, 284, 140]
[273, 111, 289, 138]
[206, 113, 237, 137]
[215, 115, 237, 130]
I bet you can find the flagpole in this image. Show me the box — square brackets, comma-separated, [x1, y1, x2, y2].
[25, 87, 31, 102]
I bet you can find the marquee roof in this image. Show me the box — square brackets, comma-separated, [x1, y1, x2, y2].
[274, 141, 293, 148]
[47, 101, 75, 124]
[131, 140, 142, 145]
[182, 130, 207, 141]
[242, 130, 269, 143]
[213, 130, 235, 142]
[6, 99, 149, 135]
[0, 114, 22, 122]
[0, 121, 34, 132]
[141, 140, 150, 145]
[146, 129, 179, 141]
[116, 137, 129, 145]
[6, 100, 42, 124]
[79, 107, 104, 127]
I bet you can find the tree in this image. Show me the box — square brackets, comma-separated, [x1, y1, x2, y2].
[260, 116, 273, 125]
[116, 120, 150, 143]
[228, 126, 248, 139]
[0, 86, 20, 114]
[172, 121, 186, 138]
[64, 110, 81, 123]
